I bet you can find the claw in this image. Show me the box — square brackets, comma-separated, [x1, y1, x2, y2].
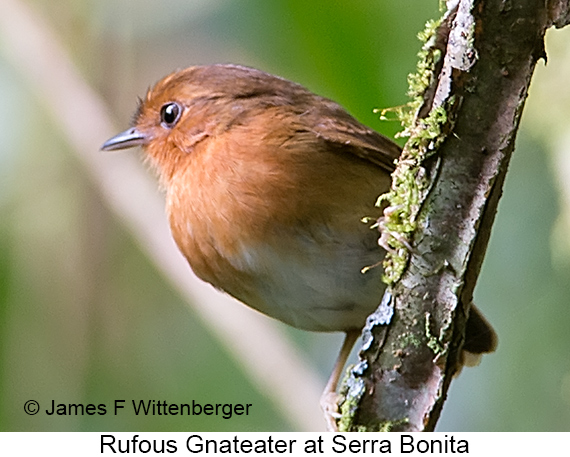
[320, 391, 342, 431]
[320, 331, 360, 431]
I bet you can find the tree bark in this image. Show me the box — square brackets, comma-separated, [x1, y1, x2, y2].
[341, 0, 570, 432]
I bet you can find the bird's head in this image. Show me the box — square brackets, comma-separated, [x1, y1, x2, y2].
[101, 64, 309, 183]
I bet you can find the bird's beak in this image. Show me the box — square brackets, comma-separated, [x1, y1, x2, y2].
[101, 127, 148, 151]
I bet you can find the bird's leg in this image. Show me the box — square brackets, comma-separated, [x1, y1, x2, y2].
[320, 329, 360, 431]
[376, 214, 415, 254]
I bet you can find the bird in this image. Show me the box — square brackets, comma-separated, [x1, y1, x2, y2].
[101, 64, 497, 430]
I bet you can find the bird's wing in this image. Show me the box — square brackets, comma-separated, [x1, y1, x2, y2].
[309, 105, 401, 173]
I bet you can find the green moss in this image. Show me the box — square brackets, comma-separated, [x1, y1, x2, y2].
[377, 417, 410, 432]
[425, 312, 447, 356]
[378, 18, 456, 285]
[338, 365, 366, 432]
[396, 331, 423, 349]
[338, 391, 361, 431]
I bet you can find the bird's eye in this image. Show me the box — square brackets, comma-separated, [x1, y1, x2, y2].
[160, 102, 182, 128]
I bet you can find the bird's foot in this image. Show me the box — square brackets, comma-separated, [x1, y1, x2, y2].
[320, 391, 342, 432]
[376, 217, 415, 254]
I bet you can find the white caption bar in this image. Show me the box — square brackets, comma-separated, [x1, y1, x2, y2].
[0, 432, 566, 456]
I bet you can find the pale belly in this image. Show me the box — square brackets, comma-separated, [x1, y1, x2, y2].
[224, 231, 387, 332]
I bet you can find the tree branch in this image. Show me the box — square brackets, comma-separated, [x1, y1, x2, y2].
[341, 0, 569, 432]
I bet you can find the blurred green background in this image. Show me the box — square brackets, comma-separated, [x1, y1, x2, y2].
[1, 0, 570, 432]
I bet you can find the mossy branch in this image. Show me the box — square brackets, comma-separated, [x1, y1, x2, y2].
[340, 0, 570, 432]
